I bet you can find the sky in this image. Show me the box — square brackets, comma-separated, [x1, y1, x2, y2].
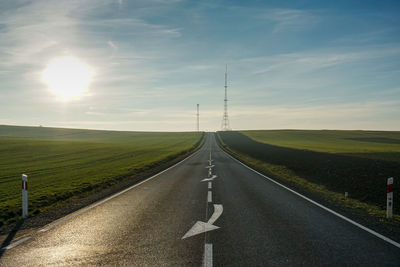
[0, 0, 399, 132]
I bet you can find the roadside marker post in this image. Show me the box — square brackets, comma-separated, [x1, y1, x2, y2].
[387, 177, 393, 219]
[22, 174, 28, 219]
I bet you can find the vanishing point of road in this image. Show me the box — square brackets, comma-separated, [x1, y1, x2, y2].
[1, 133, 399, 266]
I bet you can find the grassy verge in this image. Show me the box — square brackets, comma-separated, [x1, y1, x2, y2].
[216, 132, 400, 230]
[0, 125, 204, 227]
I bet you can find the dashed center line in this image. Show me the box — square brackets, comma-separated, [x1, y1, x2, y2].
[205, 153, 214, 266]
[204, 243, 213, 267]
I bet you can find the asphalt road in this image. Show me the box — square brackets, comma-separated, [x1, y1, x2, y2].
[1, 133, 399, 266]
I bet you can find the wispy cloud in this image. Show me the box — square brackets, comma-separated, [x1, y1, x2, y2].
[241, 45, 400, 76]
[259, 8, 320, 33]
[30, 100, 399, 132]
[0, 0, 184, 98]
[107, 41, 118, 50]
[230, 44, 400, 108]
[231, 100, 400, 131]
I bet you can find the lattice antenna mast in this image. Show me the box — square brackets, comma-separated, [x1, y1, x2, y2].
[196, 104, 199, 132]
[221, 64, 231, 131]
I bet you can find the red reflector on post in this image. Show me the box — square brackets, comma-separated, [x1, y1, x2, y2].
[21, 180, 28, 190]
[387, 184, 393, 193]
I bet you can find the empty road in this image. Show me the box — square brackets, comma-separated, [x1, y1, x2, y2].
[1, 133, 399, 266]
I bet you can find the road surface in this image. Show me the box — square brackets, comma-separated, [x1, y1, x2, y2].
[1, 133, 399, 266]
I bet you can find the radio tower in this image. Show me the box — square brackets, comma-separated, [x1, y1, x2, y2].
[221, 64, 231, 131]
[196, 104, 199, 132]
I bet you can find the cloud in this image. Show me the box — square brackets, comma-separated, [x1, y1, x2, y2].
[256, 8, 319, 33]
[31, 100, 400, 132]
[107, 41, 118, 50]
[229, 44, 400, 106]
[230, 100, 400, 131]
[0, 0, 184, 97]
[241, 45, 400, 76]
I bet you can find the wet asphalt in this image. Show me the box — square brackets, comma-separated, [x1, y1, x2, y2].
[0, 133, 399, 266]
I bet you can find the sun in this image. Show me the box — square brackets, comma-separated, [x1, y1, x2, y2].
[42, 57, 94, 100]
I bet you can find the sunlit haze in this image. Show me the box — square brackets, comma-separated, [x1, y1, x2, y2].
[0, 1, 399, 131]
[42, 57, 93, 100]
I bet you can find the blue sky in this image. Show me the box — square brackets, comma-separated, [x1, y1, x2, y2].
[0, 0, 399, 131]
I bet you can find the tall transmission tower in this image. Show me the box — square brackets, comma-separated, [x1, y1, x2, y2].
[221, 64, 231, 131]
[196, 104, 199, 132]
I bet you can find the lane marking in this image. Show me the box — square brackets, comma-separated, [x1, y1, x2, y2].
[208, 191, 212, 203]
[204, 243, 213, 267]
[39, 145, 205, 233]
[182, 222, 219, 239]
[221, 148, 400, 249]
[207, 204, 223, 225]
[201, 175, 218, 182]
[208, 182, 212, 189]
[205, 165, 215, 169]
[182, 204, 223, 239]
[1, 237, 31, 250]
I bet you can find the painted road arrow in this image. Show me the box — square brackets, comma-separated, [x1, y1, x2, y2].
[205, 165, 215, 169]
[201, 175, 218, 182]
[182, 204, 223, 239]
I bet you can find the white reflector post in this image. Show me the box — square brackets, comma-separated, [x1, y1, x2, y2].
[22, 174, 28, 219]
[387, 177, 394, 219]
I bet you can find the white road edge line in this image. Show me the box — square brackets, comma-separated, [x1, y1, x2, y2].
[1, 237, 31, 250]
[222, 149, 400, 249]
[208, 191, 212, 203]
[208, 182, 212, 189]
[204, 243, 213, 267]
[39, 147, 204, 233]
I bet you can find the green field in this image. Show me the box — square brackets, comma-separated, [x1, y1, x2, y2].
[241, 130, 400, 162]
[0, 125, 203, 226]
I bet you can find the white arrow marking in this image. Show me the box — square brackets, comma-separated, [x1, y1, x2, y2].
[207, 204, 223, 225]
[182, 222, 219, 240]
[182, 204, 223, 239]
[201, 175, 217, 182]
[205, 165, 215, 169]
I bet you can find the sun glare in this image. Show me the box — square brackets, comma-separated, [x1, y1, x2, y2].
[42, 57, 93, 100]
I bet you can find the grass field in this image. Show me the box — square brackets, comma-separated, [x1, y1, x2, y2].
[217, 131, 400, 222]
[241, 130, 400, 162]
[0, 125, 204, 226]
